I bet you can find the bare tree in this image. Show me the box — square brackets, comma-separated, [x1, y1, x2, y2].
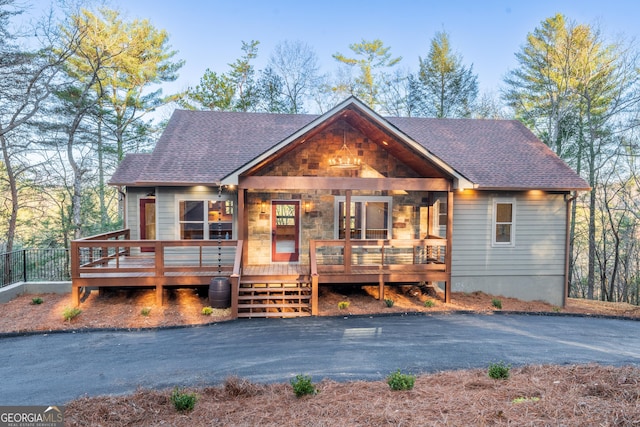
[265, 40, 322, 113]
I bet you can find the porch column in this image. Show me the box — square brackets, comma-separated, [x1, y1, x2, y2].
[445, 189, 453, 303]
[237, 188, 248, 266]
[344, 190, 352, 274]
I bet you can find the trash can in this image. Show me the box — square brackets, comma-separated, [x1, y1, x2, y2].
[209, 277, 231, 308]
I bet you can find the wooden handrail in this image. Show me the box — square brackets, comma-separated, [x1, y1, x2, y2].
[76, 229, 131, 241]
[232, 239, 243, 276]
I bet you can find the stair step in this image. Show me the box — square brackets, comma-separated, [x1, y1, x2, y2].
[238, 303, 310, 309]
[240, 276, 311, 284]
[237, 311, 311, 318]
[240, 282, 310, 287]
[240, 285, 311, 291]
[238, 295, 310, 301]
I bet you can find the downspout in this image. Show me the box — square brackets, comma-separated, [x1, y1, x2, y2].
[563, 192, 577, 308]
[118, 186, 127, 228]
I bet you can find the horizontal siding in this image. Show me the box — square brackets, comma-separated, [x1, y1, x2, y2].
[156, 186, 235, 240]
[452, 191, 567, 277]
[126, 187, 155, 240]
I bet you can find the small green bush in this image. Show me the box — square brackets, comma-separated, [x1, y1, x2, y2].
[201, 306, 214, 316]
[512, 396, 540, 404]
[491, 298, 502, 309]
[141, 307, 151, 317]
[62, 307, 82, 322]
[337, 301, 350, 310]
[387, 370, 416, 391]
[170, 387, 198, 412]
[384, 298, 394, 307]
[424, 299, 435, 308]
[488, 361, 511, 380]
[290, 374, 317, 397]
[31, 297, 44, 305]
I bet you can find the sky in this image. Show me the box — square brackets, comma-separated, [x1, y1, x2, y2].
[28, 0, 640, 109]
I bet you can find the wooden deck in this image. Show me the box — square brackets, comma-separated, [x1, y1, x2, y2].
[71, 230, 451, 318]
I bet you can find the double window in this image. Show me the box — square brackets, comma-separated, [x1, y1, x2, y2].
[492, 199, 515, 246]
[335, 196, 391, 239]
[179, 200, 234, 239]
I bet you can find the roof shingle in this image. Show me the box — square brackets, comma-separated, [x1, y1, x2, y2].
[110, 105, 589, 191]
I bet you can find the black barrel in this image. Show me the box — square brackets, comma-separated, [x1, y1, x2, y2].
[209, 277, 231, 308]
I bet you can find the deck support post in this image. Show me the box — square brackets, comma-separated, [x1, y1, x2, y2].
[156, 285, 164, 306]
[72, 285, 80, 307]
[378, 276, 385, 300]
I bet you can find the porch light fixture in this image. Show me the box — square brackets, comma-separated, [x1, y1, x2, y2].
[329, 131, 361, 170]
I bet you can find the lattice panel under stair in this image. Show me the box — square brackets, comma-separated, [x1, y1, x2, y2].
[237, 280, 312, 318]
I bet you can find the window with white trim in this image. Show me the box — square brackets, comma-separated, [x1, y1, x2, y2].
[492, 199, 515, 246]
[178, 200, 234, 239]
[335, 196, 392, 239]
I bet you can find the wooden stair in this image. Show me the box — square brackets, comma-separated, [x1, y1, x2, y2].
[237, 277, 312, 318]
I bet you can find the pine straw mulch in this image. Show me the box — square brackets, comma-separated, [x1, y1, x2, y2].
[3, 286, 640, 426]
[2, 284, 639, 335]
[64, 364, 640, 426]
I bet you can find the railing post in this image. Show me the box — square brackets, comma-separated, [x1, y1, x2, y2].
[22, 249, 27, 283]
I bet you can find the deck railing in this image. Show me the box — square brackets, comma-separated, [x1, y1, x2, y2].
[309, 238, 447, 274]
[71, 229, 244, 307]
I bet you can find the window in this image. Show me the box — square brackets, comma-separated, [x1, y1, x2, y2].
[335, 197, 391, 239]
[493, 199, 515, 246]
[179, 200, 234, 239]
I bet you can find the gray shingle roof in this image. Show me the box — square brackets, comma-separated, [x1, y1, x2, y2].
[110, 105, 589, 191]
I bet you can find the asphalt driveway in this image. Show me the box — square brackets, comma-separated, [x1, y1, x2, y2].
[1, 313, 639, 405]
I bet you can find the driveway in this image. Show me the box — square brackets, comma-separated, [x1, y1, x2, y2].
[1, 313, 639, 405]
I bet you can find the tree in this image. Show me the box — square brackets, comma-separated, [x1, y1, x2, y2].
[503, 14, 640, 301]
[0, 0, 71, 253]
[332, 38, 401, 109]
[55, 7, 128, 239]
[413, 31, 478, 118]
[265, 40, 321, 113]
[184, 40, 259, 112]
[89, 8, 183, 227]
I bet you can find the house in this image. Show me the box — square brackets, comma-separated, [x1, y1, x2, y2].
[72, 97, 589, 318]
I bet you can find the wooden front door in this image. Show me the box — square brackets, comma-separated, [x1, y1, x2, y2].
[140, 198, 156, 252]
[271, 201, 299, 262]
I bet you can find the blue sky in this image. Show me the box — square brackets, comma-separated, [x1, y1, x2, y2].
[33, 1, 640, 101]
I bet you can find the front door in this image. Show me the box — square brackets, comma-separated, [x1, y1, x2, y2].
[271, 201, 299, 262]
[140, 198, 156, 252]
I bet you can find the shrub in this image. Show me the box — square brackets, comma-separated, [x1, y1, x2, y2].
[170, 387, 197, 412]
[201, 306, 214, 316]
[31, 297, 44, 305]
[62, 307, 82, 322]
[387, 370, 416, 391]
[141, 307, 151, 317]
[337, 301, 350, 310]
[424, 299, 435, 308]
[488, 361, 511, 380]
[384, 298, 394, 307]
[491, 298, 502, 309]
[290, 374, 317, 397]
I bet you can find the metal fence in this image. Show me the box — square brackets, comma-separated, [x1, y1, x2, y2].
[0, 249, 70, 288]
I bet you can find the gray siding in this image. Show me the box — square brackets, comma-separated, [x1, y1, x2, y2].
[125, 187, 155, 240]
[451, 191, 567, 306]
[156, 186, 237, 240]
